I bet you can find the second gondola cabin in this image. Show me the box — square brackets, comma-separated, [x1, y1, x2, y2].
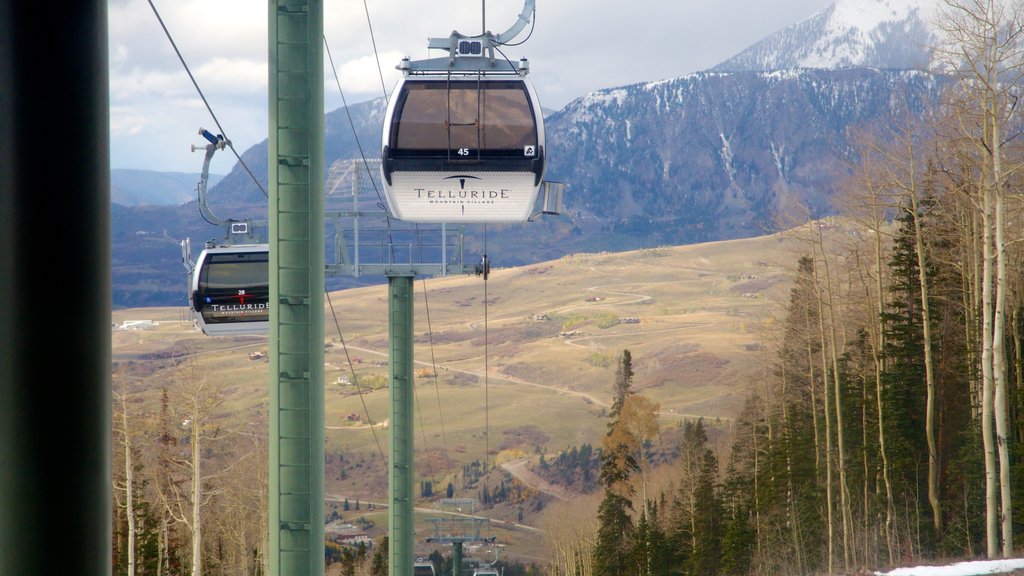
[189, 244, 269, 336]
[381, 59, 545, 223]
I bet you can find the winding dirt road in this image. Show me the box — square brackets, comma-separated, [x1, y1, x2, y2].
[500, 457, 573, 502]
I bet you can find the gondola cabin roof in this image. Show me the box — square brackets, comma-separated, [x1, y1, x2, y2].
[413, 560, 436, 576]
[381, 68, 545, 224]
[189, 244, 269, 336]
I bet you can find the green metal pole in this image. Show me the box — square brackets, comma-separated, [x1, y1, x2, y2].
[453, 541, 463, 576]
[268, 0, 324, 575]
[389, 275, 415, 576]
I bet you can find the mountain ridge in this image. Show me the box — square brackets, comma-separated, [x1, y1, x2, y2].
[713, 0, 942, 72]
[111, 169, 224, 207]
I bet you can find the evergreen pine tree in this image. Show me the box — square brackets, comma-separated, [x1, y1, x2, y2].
[719, 395, 763, 575]
[612, 350, 635, 417]
[370, 536, 388, 576]
[594, 350, 638, 576]
[687, 447, 723, 575]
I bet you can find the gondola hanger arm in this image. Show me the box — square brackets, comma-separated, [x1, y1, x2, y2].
[494, 0, 535, 45]
[425, 0, 535, 65]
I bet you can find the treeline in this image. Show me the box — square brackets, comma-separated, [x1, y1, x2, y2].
[537, 444, 600, 493]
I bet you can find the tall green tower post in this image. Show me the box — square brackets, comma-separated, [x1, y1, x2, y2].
[388, 275, 416, 576]
[268, 0, 325, 574]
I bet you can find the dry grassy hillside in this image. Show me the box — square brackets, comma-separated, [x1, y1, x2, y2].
[112, 228, 813, 563]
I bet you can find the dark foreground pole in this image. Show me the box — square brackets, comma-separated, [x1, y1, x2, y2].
[0, 2, 112, 575]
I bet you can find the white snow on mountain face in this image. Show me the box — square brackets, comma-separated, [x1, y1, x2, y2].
[713, 0, 945, 72]
[829, 0, 940, 35]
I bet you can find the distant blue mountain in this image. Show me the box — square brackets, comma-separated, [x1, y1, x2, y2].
[111, 169, 223, 207]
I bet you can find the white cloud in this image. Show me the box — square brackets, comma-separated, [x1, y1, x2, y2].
[326, 50, 404, 96]
[195, 58, 268, 95]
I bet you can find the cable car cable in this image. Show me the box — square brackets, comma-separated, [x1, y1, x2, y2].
[491, 45, 518, 70]
[326, 289, 387, 464]
[324, 36, 388, 210]
[483, 225, 490, 473]
[413, 382, 438, 491]
[146, 0, 267, 198]
[478, 223, 496, 544]
[359, 0, 390, 101]
[323, 33, 399, 271]
[408, 242, 454, 493]
[407, 275, 439, 489]
[421, 279, 451, 465]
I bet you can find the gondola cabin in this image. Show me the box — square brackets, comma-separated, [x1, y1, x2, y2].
[381, 67, 545, 223]
[413, 560, 436, 576]
[189, 244, 269, 336]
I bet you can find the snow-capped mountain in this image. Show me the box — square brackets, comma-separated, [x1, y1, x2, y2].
[714, 0, 942, 72]
[111, 0, 965, 307]
[543, 68, 949, 245]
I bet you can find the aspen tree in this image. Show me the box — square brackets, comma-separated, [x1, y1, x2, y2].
[113, 371, 137, 576]
[841, 132, 898, 563]
[936, 0, 1022, 555]
[890, 122, 942, 537]
[156, 352, 232, 576]
[814, 220, 855, 571]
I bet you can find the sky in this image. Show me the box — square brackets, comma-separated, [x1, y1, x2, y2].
[108, 0, 835, 174]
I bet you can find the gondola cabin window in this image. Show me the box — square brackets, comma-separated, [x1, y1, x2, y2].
[391, 80, 536, 157]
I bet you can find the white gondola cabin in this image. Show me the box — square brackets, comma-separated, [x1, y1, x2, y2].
[380, 2, 546, 224]
[382, 70, 545, 223]
[188, 244, 269, 336]
[413, 559, 437, 576]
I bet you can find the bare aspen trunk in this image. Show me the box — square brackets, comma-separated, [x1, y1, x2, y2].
[158, 516, 167, 576]
[814, 259, 836, 575]
[121, 386, 136, 576]
[1014, 307, 1023, 450]
[115, 377, 137, 576]
[981, 157, 998, 558]
[861, 367, 871, 563]
[191, 416, 203, 576]
[808, 331, 822, 476]
[860, 191, 896, 564]
[872, 222, 897, 563]
[907, 190, 942, 536]
[992, 141, 1013, 556]
[759, 359, 771, 562]
[780, 362, 805, 573]
[817, 225, 853, 570]
[936, 0, 1017, 555]
[934, 0, 1024, 557]
[965, 208, 982, 415]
